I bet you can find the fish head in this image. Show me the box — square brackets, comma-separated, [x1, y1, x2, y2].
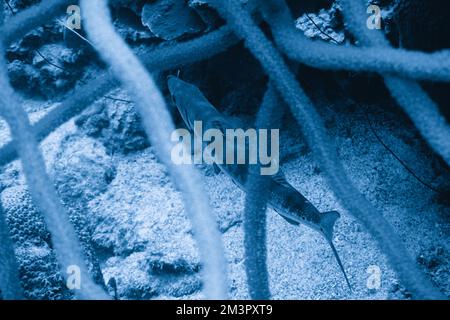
[167, 76, 219, 131]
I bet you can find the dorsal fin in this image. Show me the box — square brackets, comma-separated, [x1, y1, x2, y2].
[280, 215, 300, 226]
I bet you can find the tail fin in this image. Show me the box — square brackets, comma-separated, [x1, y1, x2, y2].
[327, 238, 352, 291]
[320, 211, 340, 241]
[320, 211, 352, 290]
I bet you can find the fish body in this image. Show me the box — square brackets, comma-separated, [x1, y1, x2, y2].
[167, 76, 351, 288]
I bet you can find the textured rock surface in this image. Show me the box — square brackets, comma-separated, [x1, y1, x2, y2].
[2, 186, 71, 300]
[0, 133, 115, 298]
[51, 135, 116, 288]
[141, 0, 205, 40]
[86, 149, 207, 298]
[51, 134, 116, 202]
[295, 2, 345, 43]
[7, 42, 87, 99]
[75, 101, 149, 155]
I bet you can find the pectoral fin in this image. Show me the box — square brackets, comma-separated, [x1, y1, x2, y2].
[271, 207, 300, 226]
[281, 216, 300, 226]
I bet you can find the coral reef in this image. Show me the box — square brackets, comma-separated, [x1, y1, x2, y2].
[0, 0, 448, 300]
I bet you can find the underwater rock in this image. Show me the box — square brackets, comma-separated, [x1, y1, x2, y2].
[76, 101, 149, 154]
[102, 249, 202, 299]
[0, 135, 115, 297]
[86, 149, 205, 298]
[147, 238, 200, 275]
[1, 186, 71, 299]
[50, 135, 117, 288]
[2, 186, 50, 246]
[5, 0, 40, 12]
[15, 244, 72, 300]
[7, 43, 85, 99]
[112, 7, 157, 44]
[295, 2, 345, 43]
[417, 246, 450, 296]
[51, 135, 116, 202]
[141, 0, 205, 40]
[7, 60, 41, 97]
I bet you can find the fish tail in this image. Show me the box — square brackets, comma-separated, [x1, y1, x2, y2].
[320, 210, 340, 240]
[320, 210, 352, 290]
[327, 238, 352, 291]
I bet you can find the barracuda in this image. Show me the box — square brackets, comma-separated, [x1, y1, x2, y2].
[167, 76, 351, 289]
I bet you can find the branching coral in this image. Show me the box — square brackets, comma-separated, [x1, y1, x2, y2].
[0, 40, 109, 299]
[337, 0, 450, 180]
[262, 9, 450, 83]
[80, 0, 228, 299]
[2, 0, 448, 168]
[0, 6, 23, 301]
[206, 0, 445, 299]
[0, 25, 240, 167]
[2, 0, 73, 45]
[0, 0, 448, 300]
[242, 84, 282, 299]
